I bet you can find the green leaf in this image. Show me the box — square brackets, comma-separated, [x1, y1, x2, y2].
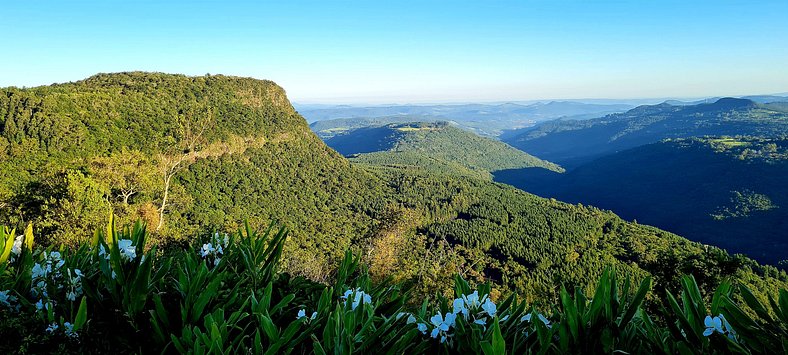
[260, 315, 279, 341]
[0, 228, 15, 264]
[777, 289, 788, 323]
[271, 294, 295, 315]
[711, 280, 732, 315]
[23, 223, 34, 251]
[619, 276, 651, 328]
[739, 284, 772, 322]
[666, 291, 702, 345]
[491, 317, 506, 355]
[73, 296, 88, 331]
[311, 334, 327, 355]
[480, 341, 495, 355]
[560, 286, 579, 342]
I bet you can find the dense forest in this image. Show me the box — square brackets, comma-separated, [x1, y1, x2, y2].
[0, 72, 785, 317]
[324, 121, 562, 180]
[495, 137, 788, 267]
[0, 72, 386, 281]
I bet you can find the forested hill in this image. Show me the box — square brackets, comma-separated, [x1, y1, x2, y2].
[495, 137, 788, 267]
[0, 72, 386, 279]
[324, 122, 563, 179]
[1, 72, 786, 303]
[505, 97, 788, 166]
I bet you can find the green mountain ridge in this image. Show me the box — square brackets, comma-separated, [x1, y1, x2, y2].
[324, 121, 563, 180]
[0, 71, 383, 279]
[505, 97, 788, 167]
[1, 72, 785, 303]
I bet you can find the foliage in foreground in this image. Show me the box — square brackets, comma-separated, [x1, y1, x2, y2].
[0, 221, 787, 354]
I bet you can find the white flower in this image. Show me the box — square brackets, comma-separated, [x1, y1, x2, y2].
[201, 233, 228, 262]
[407, 314, 417, 324]
[452, 298, 467, 316]
[117, 239, 136, 261]
[444, 312, 457, 327]
[417, 323, 428, 334]
[481, 298, 497, 317]
[521, 312, 550, 327]
[704, 314, 734, 338]
[463, 291, 482, 308]
[0, 290, 17, 308]
[341, 288, 372, 310]
[719, 314, 736, 339]
[11, 235, 23, 256]
[201, 243, 215, 257]
[63, 322, 77, 338]
[352, 291, 372, 310]
[474, 319, 486, 326]
[431, 328, 442, 339]
[429, 312, 457, 339]
[98, 244, 109, 259]
[46, 323, 59, 334]
[35, 299, 46, 311]
[297, 309, 317, 321]
[64, 269, 83, 301]
[44, 251, 65, 269]
[430, 313, 449, 330]
[538, 314, 552, 328]
[32, 263, 47, 279]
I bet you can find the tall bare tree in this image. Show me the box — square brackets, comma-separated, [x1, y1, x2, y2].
[156, 104, 214, 231]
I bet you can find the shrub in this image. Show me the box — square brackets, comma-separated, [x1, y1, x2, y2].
[0, 219, 786, 354]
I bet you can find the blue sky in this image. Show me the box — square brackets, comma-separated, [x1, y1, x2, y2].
[1, 0, 787, 103]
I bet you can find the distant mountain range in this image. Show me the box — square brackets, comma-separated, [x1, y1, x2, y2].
[663, 95, 788, 106]
[303, 95, 788, 139]
[504, 98, 788, 167]
[303, 101, 635, 137]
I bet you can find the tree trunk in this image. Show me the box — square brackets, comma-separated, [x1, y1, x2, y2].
[121, 190, 135, 205]
[157, 157, 182, 232]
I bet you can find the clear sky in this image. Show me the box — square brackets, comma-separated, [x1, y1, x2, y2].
[1, 0, 787, 103]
